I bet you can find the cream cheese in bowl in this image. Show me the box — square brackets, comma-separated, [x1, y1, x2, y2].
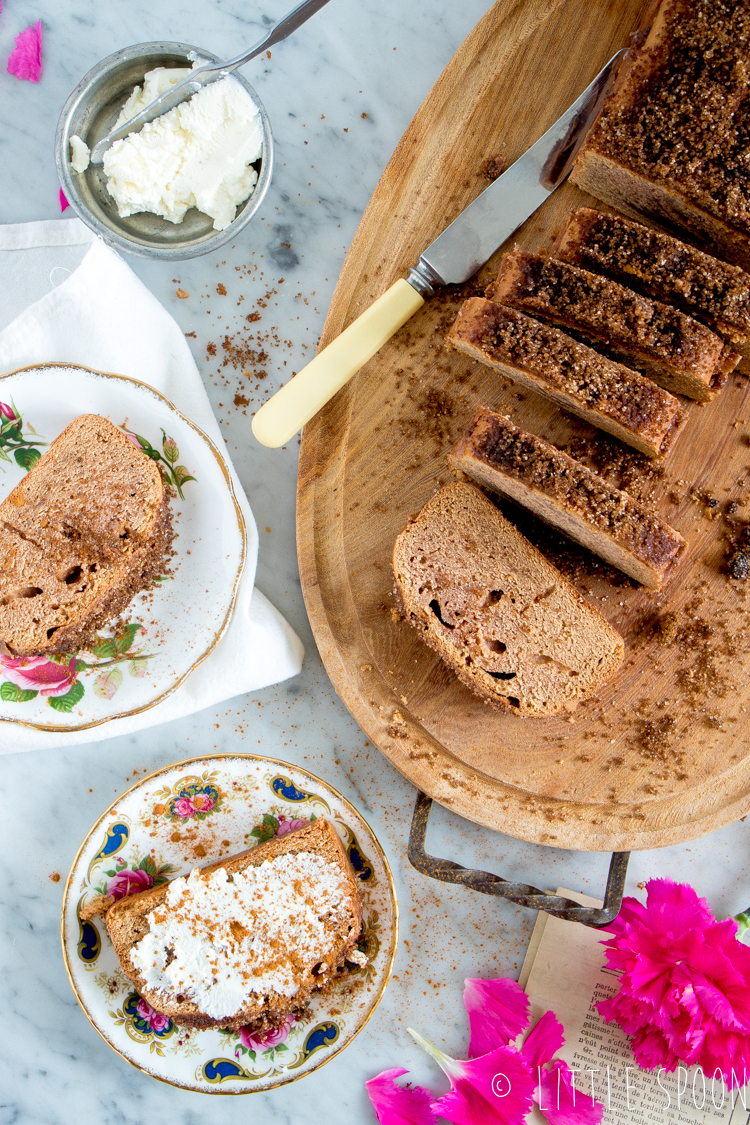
[55, 42, 273, 261]
[71, 67, 263, 232]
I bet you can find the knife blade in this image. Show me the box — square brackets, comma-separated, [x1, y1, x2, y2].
[252, 48, 628, 449]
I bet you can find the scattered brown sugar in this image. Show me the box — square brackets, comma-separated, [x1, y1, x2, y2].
[49, 872, 61, 883]
[635, 715, 679, 761]
[480, 153, 506, 181]
[216, 283, 227, 296]
[653, 611, 679, 646]
[730, 550, 750, 578]
[176, 289, 189, 299]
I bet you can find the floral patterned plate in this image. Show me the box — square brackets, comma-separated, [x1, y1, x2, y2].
[0, 363, 245, 730]
[62, 754, 398, 1093]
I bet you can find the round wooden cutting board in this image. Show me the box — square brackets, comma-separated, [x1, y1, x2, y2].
[297, 0, 750, 851]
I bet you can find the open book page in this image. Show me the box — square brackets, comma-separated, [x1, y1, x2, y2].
[518, 889, 750, 1125]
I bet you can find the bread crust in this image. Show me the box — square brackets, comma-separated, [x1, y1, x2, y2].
[102, 819, 362, 1032]
[569, 0, 750, 269]
[392, 481, 624, 717]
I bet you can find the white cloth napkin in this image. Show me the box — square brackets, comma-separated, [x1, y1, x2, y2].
[0, 218, 304, 754]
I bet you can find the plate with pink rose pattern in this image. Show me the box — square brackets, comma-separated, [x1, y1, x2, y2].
[0, 363, 245, 731]
[62, 753, 398, 1093]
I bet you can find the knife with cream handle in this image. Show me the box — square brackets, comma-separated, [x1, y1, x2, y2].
[251, 48, 628, 449]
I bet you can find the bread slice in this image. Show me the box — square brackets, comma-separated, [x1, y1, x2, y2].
[555, 208, 750, 358]
[486, 249, 738, 401]
[446, 297, 687, 458]
[102, 818, 362, 1032]
[450, 408, 686, 589]
[569, 0, 750, 270]
[392, 481, 623, 716]
[0, 415, 171, 655]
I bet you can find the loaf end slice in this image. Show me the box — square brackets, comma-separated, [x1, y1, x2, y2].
[392, 481, 623, 717]
[103, 818, 362, 1032]
[569, 0, 750, 270]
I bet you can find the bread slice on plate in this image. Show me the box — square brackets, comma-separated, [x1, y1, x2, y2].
[446, 296, 687, 458]
[102, 818, 362, 1032]
[392, 481, 623, 716]
[0, 414, 171, 655]
[450, 408, 686, 589]
[487, 249, 738, 401]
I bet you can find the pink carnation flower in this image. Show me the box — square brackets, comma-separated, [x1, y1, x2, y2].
[136, 997, 170, 1033]
[237, 1014, 296, 1055]
[8, 21, 42, 82]
[59, 188, 69, 213]
[0, 654, 77, 697]
[596, 878, 750, 1083]
[107, 866, 153, 901]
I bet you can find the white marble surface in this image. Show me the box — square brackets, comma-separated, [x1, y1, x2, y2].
[0, 1, 748, 1122]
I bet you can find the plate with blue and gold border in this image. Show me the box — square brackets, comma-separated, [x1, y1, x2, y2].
[61, 753, 398, 1093]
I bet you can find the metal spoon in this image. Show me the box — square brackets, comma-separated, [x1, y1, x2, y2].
[89, 0, 331, 164]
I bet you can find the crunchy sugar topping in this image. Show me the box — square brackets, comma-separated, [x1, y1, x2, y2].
[488, 250, 722, 371]
[587, 0, 750, 236]
[463, 410, 684, 570]
[557, 209, 750, 340]
[447, 297, 683, 450]
[130, 852, 353, 1020]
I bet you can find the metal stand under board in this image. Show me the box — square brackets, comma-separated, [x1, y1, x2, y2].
[408, 791, 630, 928]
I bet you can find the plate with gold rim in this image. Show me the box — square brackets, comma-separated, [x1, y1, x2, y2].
[61, 753, 398, 1094]
[0, 362, 245, 731]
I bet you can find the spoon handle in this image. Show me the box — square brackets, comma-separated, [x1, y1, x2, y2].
[221, 0, 332, 71]
[89, 0, 331, 163]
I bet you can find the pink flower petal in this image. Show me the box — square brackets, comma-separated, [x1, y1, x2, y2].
[431, 1045, 535, 1125]
[464, 978, 530, 1056]
[521, 1010, 565, 1070]
[8, 21, 42, 82]
[534, 1059, 604, 1125]
[59, 187, 69, 212]
[365, 1069, 437, 1125]
[630, 1025, 680, 1072]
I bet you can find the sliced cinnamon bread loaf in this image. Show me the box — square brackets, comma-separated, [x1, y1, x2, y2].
[393, 481, 623, 716]
[487, 249, 738, 401]
[446, 297, 687, 458]
[450, 409, 686, 589]
[0, 414, 171, 655]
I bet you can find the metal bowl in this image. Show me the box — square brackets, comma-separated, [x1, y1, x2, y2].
[55, 42, 274, 261]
